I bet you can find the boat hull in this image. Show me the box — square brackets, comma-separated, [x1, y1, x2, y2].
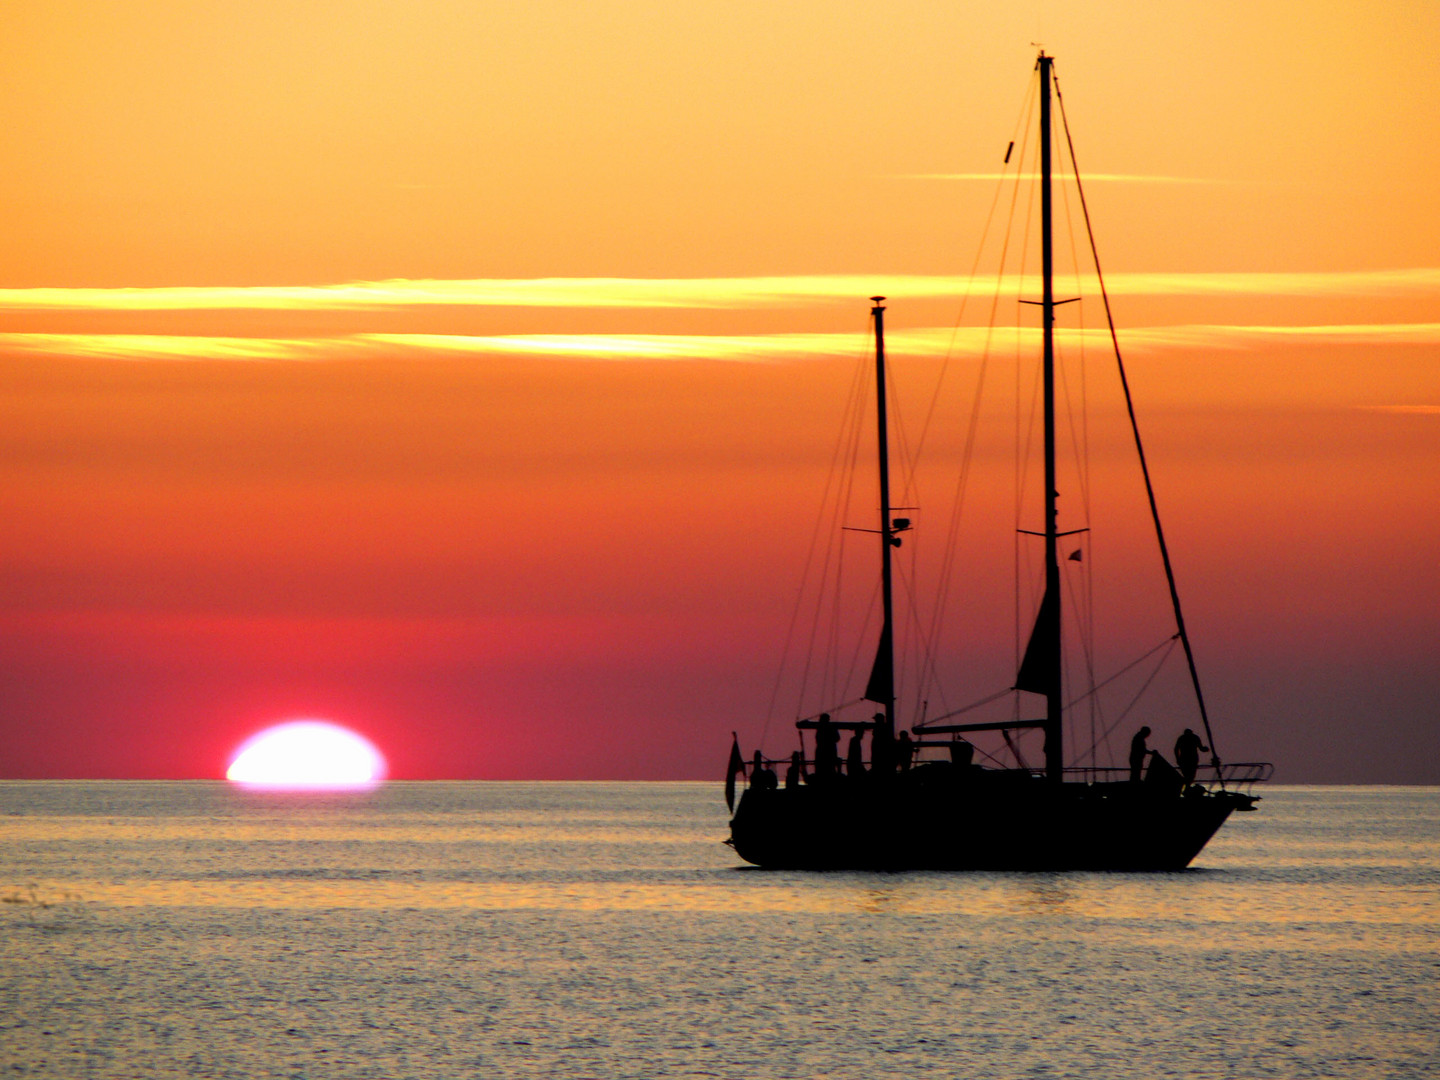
[730, 768, 1248, 871]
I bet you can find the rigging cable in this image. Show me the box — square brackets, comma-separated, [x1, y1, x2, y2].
[1054, 128, 1103, 767]
[903, 70, 1038, 496]
[1065, 634, 1180, 712]
[821, 329, 874, 706]
[884, 328, 926, 722]
[912, 71, 1038, 722]
[990, 64, 1046, 739]
[1061, 554, 1103, 767]
[775, 326, 873, 746]
[1071, 637, 1181, 766]
[1014, 136, 1045, 730]
[913, 686, 1014, 727]
[1053, 66, 1226, 786]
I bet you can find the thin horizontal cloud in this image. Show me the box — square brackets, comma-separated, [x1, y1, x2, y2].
[898, 173, 1226, 184]
[0, 331, 874, 364]
[0, 279, 896, 313]
[0, 334, 341, 362]
[1099, 271, 1440, 299]
[361, 332, 868, 361]
[1, 270, 1437, 314]
[1124, 323, 1440, 349]
[4, 323, 1438, 365]
[376, 323, 1440, 360]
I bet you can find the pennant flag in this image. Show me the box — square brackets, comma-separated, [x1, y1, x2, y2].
[1068, 548, 1083, 562]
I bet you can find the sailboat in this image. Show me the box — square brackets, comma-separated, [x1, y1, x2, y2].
[725, 53, 1271, 871]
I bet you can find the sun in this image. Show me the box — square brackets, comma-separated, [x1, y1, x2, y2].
[226, 720, 387, 791]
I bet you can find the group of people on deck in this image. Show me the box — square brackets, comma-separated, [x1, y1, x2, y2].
[747, 713, 980, 791]
[1129, 725, 1211, 788]
[745, 719, 1212, 792]
[813, 714, 921, 784]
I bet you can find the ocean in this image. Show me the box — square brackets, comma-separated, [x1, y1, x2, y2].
[1, 782, 1436, 1079]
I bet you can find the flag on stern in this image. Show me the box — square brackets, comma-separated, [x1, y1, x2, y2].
[725, 733, 745, 811]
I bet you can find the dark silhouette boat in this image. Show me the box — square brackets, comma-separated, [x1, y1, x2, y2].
[725, 53, 1271, 871]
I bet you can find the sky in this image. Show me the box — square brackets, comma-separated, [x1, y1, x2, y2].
[1, 0, 1436, 783]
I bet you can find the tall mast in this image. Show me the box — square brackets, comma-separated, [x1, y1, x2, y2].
[871, 296, 896, 770]
[1039, 53, 1064, 782]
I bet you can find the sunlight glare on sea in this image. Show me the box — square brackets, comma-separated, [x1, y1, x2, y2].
[1, 783, 1436, 1079]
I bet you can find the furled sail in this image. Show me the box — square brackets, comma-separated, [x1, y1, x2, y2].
[1015, 586, 1060, 696]
[863, 624, 893, 705]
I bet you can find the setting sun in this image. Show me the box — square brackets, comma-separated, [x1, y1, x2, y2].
[226, 721, 387, 791]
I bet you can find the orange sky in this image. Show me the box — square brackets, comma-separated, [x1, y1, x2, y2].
[0, 0, 1436, 781]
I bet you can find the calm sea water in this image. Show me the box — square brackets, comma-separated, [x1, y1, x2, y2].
[1, 782, 1436, 1079]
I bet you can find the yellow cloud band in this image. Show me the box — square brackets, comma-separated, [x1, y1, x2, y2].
[1, 270, 1437, 313]
[3, 324, 1437, 364]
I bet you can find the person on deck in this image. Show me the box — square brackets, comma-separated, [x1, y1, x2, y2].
[1129, 725, 1152, 784]
[846, 731, 865, 778]
[1174, 728, 1209, 787]
[814, 714, 840, 782]
[949, 738, 975, 768]
[869, 712, 893, 774]
[784, 750, 804, 789]
[896, 730, 915, 771]
[750, 750, 777, 791]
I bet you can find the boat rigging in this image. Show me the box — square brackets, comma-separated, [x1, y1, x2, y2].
[724, 52, 1272, 871]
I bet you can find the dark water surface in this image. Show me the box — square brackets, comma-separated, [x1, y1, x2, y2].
[2, 783, 1436, 1079]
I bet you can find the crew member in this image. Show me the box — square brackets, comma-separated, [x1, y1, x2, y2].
[1129, 726, 1152, 784]
[897, 730, 915, 771]
[784, 750, 804, 789]
[750, 749, 777, 791]
[814, 714, 840, 782]
[846, 731, 865, 777]
[1174, 728, 1209, 787]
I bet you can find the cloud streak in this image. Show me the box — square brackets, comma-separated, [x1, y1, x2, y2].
[0, 334, 339, 362]
[898, 173, 1228, 184]
[1, 269, 1437, 314]
[4, 323, 1438, 365]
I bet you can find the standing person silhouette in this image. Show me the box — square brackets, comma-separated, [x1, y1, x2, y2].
[896, 730, 915, 771]
[814, 714, 840, 782]
[846, 731, 865, 777]
[1129, 726, 1152, 784]
[1174, 728, 1209, 787]
[784, 750, 804, 789]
